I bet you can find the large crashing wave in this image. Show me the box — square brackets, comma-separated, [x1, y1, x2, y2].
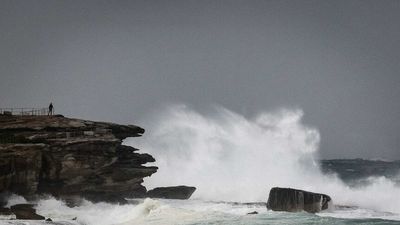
[126, 105, 400, 215]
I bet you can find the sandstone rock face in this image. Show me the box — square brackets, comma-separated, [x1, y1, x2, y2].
[0, 144, 44, 195]
[146, 186, 196, 199]
[267, 187, 331, 213]
[0, 115, 157, 202]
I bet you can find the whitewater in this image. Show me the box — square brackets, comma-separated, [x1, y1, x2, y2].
[1, 105, 400, 224]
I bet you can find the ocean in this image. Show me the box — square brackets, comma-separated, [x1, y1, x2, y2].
[1, 106, 399, 224]
[1, 196, 399, 224]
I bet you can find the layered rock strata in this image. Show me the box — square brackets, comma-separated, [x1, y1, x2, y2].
[0, 114, 157, 203]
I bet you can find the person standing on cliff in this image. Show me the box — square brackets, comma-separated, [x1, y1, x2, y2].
[48, 102, 54, 116]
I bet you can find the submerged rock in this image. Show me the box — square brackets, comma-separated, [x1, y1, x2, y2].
[267, 187, 331, 213]
[0, 115, 157, 203]
[146, 186, 196, 199]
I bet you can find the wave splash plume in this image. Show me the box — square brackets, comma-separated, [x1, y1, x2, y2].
[127, 105, 400, 216]
[3, 105, 400, 224]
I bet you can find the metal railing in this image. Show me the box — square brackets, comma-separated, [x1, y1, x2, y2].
[0, 108, 49, 116]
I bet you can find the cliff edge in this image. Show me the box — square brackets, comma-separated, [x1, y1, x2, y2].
[0, 114, 157, 203]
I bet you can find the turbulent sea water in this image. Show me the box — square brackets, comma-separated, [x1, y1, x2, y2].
[1, 197, 400, 225]
[2, 105, 400, 224]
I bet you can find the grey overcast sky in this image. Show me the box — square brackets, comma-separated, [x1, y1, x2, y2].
[1, 0, 399, 159]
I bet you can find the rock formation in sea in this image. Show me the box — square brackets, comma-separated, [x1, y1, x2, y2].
[8, 204, 45, 220]
[146, 186, 196, 199]
[0, 114, 158, 204]
[267, 187, 331, 213]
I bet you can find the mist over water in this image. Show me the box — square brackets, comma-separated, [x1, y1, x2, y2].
[127, 105, 400, 215]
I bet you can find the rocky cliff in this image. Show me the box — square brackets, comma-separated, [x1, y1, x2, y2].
[0, 114, 157, 203]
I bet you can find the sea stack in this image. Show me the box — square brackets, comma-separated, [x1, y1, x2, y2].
[0, 114, 158, 203]
[267, 187, 331, 213]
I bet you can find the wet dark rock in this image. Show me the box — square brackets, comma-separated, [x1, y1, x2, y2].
[247, 211, 258, 215]
[0, 207, 15, 220]
[267, 187, 331, 213]
[83, 192, 129, 205]
[45, 218, 52, 221]
[0, 207, 12, 215]
[0, 115, 157, 203]
[146, 186, 196, 199]
[10, 204, 45, 220]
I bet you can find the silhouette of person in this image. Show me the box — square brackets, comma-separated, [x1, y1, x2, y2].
[48, 102, 54, 116]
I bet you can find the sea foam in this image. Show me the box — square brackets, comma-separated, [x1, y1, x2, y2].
[125, 104, 400, 216]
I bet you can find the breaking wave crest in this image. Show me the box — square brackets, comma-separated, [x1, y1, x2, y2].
[126, 104, 400, 216]
[3, 105, 399, 224]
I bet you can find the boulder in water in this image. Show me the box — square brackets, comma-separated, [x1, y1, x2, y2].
[10, 204, 45, 220]
[146, 186, 196, 199]
[267, 187, 331, 213]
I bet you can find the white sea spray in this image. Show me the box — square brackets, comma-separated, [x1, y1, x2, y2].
[126, 104, 400, 216]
